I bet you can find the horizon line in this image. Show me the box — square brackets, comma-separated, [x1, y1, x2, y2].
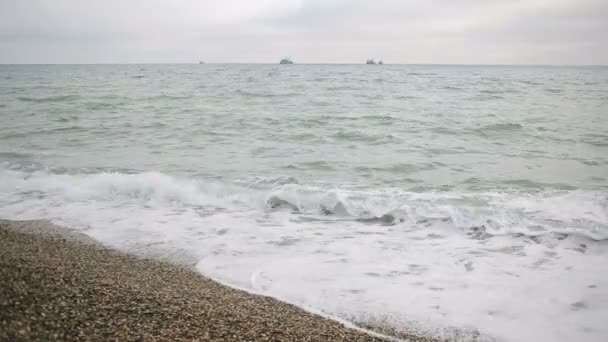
[1, 62, 607, 67]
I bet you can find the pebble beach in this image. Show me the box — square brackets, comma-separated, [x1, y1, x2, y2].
[0, 220, 437, 341]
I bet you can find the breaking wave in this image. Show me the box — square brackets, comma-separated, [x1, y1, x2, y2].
[1, 168, 606, 241]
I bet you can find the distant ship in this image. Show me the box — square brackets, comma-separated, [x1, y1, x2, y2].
[280, 58, 294, 64]
[199, 61, 205, 64]
[366, 59, 383, 65]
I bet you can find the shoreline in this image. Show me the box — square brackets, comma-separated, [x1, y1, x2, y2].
[0, 219, 436, 341]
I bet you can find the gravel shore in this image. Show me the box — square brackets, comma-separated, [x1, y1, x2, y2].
[0, 220, 436, 341]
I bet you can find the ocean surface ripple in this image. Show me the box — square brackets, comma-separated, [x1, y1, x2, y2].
[1, 64, 607, 342]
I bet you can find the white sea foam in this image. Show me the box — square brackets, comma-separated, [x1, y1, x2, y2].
[1, 168, 607, 341]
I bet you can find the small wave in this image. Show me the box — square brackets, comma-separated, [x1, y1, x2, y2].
[236, 89, 300, 98]
[290, 133, 321, 141]
[0, 152, 33, 159]
[333, 130, 374, 142]
[545, 88, 562, 94]
[429, 127, 460, 135]
[474, 122, 523, 135]
[310, 100, 332, 107]
[85, 100, 126, 110]
[297, 118, 325, 128]
[480, 89, 504, 94]
[470, 93, 504, 101]
[54, 116, 78, 123]
[236, 176, 299, 189]
[18, 95, 80, 103]
[1, 126, 87, 139]
[356, 163, 432, 175]
[581, 133, 608, 147]
[443, 86, 463, 91]
[501, 179, 577, 191]
[85, 101, 121, 110]
[326, 85, 361, 91]
[392, 95, 418, 100]
[584, 141, 608, 147]
[581, 160, 601, 166]
[359, 115, 397, 122]
[406, 72, 437, 76]
[479, 88, 520, 95]
[332, 130, 400, 144]
[147, 94, 192, 101]
[312, 115, 395, 123]
[297, 161, 335, 171]
[517, 80, 543, 86]
[191, 129, 235, 137]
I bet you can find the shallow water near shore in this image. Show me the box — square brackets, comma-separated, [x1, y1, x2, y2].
[1, 64, 607, 341]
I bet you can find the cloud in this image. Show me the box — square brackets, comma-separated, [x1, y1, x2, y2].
[0, 0, 606, 64]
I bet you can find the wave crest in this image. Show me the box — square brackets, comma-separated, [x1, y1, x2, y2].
[1, 168, 606, 240]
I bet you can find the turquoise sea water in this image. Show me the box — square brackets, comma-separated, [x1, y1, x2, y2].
[1, 64, 607, 341]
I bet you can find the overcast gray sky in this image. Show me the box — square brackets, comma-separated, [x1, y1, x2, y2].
[1, 0, 607, 64]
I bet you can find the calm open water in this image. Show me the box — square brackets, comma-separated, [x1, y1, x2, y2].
[1, 64, 607, 341]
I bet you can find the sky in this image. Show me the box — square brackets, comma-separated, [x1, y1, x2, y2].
[0, 0, 607, 65]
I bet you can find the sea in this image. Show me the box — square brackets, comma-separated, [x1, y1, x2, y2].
[1, 64, 607, 341]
